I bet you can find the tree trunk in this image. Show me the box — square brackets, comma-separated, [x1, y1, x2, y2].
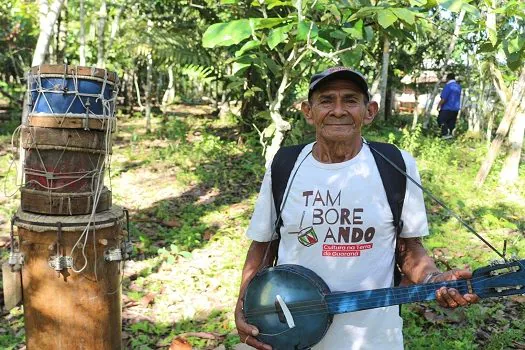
[265, 68, 292, 166]
[423, 9, 465, 127]
[32, 0, 65, 67]
[469, 72, 486, 135]
[60, 1, 68, 63]
[475, 66, 525, 187]
[499, 111, 525, 185]
[53, 7, 60, 63]
[96, 0, 107, 68]
[145, 56, 152, 132]
[79, 0, 86, 65]
[144, 20, 153, 132]
[162, 66, 176, 110]
[134, 73, 144, 109]
[369, 72, 380, 97]
[107, 2, 124, 49]
[124, 70, 134, 114]
[411, 83, 419, 129]
[377, 36, 390, 122]
[485, 106, 495, 145]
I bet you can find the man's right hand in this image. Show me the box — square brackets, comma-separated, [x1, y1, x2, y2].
[235, 298, 272, 350]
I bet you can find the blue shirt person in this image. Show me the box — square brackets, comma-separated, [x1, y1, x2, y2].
[437, 73, 462, 139]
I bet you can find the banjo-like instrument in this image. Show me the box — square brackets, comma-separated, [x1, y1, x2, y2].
[243, 260, 525, 349]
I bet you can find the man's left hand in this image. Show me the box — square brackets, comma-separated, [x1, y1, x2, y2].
[431, 269, 480, 308]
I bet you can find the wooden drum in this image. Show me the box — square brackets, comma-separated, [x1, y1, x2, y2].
[27, 64, 118, 131]
[14, 206, 127, 350]
[21, 64, 118, 215]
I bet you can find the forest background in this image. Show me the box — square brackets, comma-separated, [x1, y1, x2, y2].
[0, 0, 524, 349]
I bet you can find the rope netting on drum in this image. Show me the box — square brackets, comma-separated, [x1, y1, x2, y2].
[4, 65, 121, 275]
[28, 65, 118, 127]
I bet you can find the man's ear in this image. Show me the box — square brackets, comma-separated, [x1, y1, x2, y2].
[363, 101, 378, 125]
[301, 101, 314, 125]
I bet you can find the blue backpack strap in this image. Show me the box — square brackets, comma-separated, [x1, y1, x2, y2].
[271, 144, 308, 237]
[367, 141, 407, 287]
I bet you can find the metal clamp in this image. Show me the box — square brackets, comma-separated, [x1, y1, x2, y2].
[104, 248, 123, 262]
[48, 222, 72, 271]
[8, 252, 24, 271]
[8, 217, 24, 270]
[48, 255, 73, 271]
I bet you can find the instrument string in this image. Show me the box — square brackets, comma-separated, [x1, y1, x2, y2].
[244, 268, 525, 318]
[245, 284, 523, 322]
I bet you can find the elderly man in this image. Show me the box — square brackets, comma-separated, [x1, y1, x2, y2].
[235, 67, 478, 350]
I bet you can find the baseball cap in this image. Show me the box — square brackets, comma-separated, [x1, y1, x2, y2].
[308, 67, 370, 100]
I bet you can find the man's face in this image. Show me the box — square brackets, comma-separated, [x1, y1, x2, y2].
[302, 79, 378, 143]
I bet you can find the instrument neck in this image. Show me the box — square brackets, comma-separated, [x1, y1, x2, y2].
[325, 280, 470, 314]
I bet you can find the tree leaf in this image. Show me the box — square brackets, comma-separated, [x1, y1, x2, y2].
[508, 36, 523, 54]
[409, 0, 427, 5]
[391, 8, 415, 25]
[340, 45, 363, 68]
[487, 28, 498, 47]
[377, 9, 398, 29]
[352, 6, 379, 19]
[297, 20, 319, 41]
[315, 36, 334, 51]
[364, 25, 374, 41]
[267, 24, 292, 49]
[266, 0, 293, 9]
[478, 42, 495, 53]
[235, 40, 261, 57]
[343, 19, 363, 40]
[262, 55, 280, 76]
[439, 0, 464, 13]
[461, 3, 480, 17]
[202, 20, 252, 48]
[253, 17, 288, 30]
[330, 29, 349, 40]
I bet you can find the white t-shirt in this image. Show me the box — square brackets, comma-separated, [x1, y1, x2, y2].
[246, 141, 429, 350]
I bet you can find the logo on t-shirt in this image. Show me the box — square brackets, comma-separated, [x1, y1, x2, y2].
[289, 189, 376, 257]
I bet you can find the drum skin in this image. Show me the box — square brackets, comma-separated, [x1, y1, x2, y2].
[243, 265, 333, 350]
[16, 209, 125, 350]
[29, 75, 115, 116]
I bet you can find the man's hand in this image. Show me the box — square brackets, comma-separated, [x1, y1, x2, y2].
[235, 298, 272, 350]
[429, 269, 480, 308]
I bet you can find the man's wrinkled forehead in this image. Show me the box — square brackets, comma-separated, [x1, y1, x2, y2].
[310, 79, 367, 100]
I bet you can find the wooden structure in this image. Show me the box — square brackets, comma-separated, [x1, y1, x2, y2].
[14, 208, 125, 350]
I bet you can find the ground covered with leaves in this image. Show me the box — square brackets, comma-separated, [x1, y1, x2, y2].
[0, 105, 524, 349]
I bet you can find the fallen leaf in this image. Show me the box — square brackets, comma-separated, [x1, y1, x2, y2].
[169, 337, 192, 350]
[163, 219, 181, 228]
[203, 230, 214, 241]
[122, 310, 156, 324]
[140, 292, 157, 307]
[511, 295, 525, 303]
[0, 237, 10, 248]
[178, 332, 226, 340]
